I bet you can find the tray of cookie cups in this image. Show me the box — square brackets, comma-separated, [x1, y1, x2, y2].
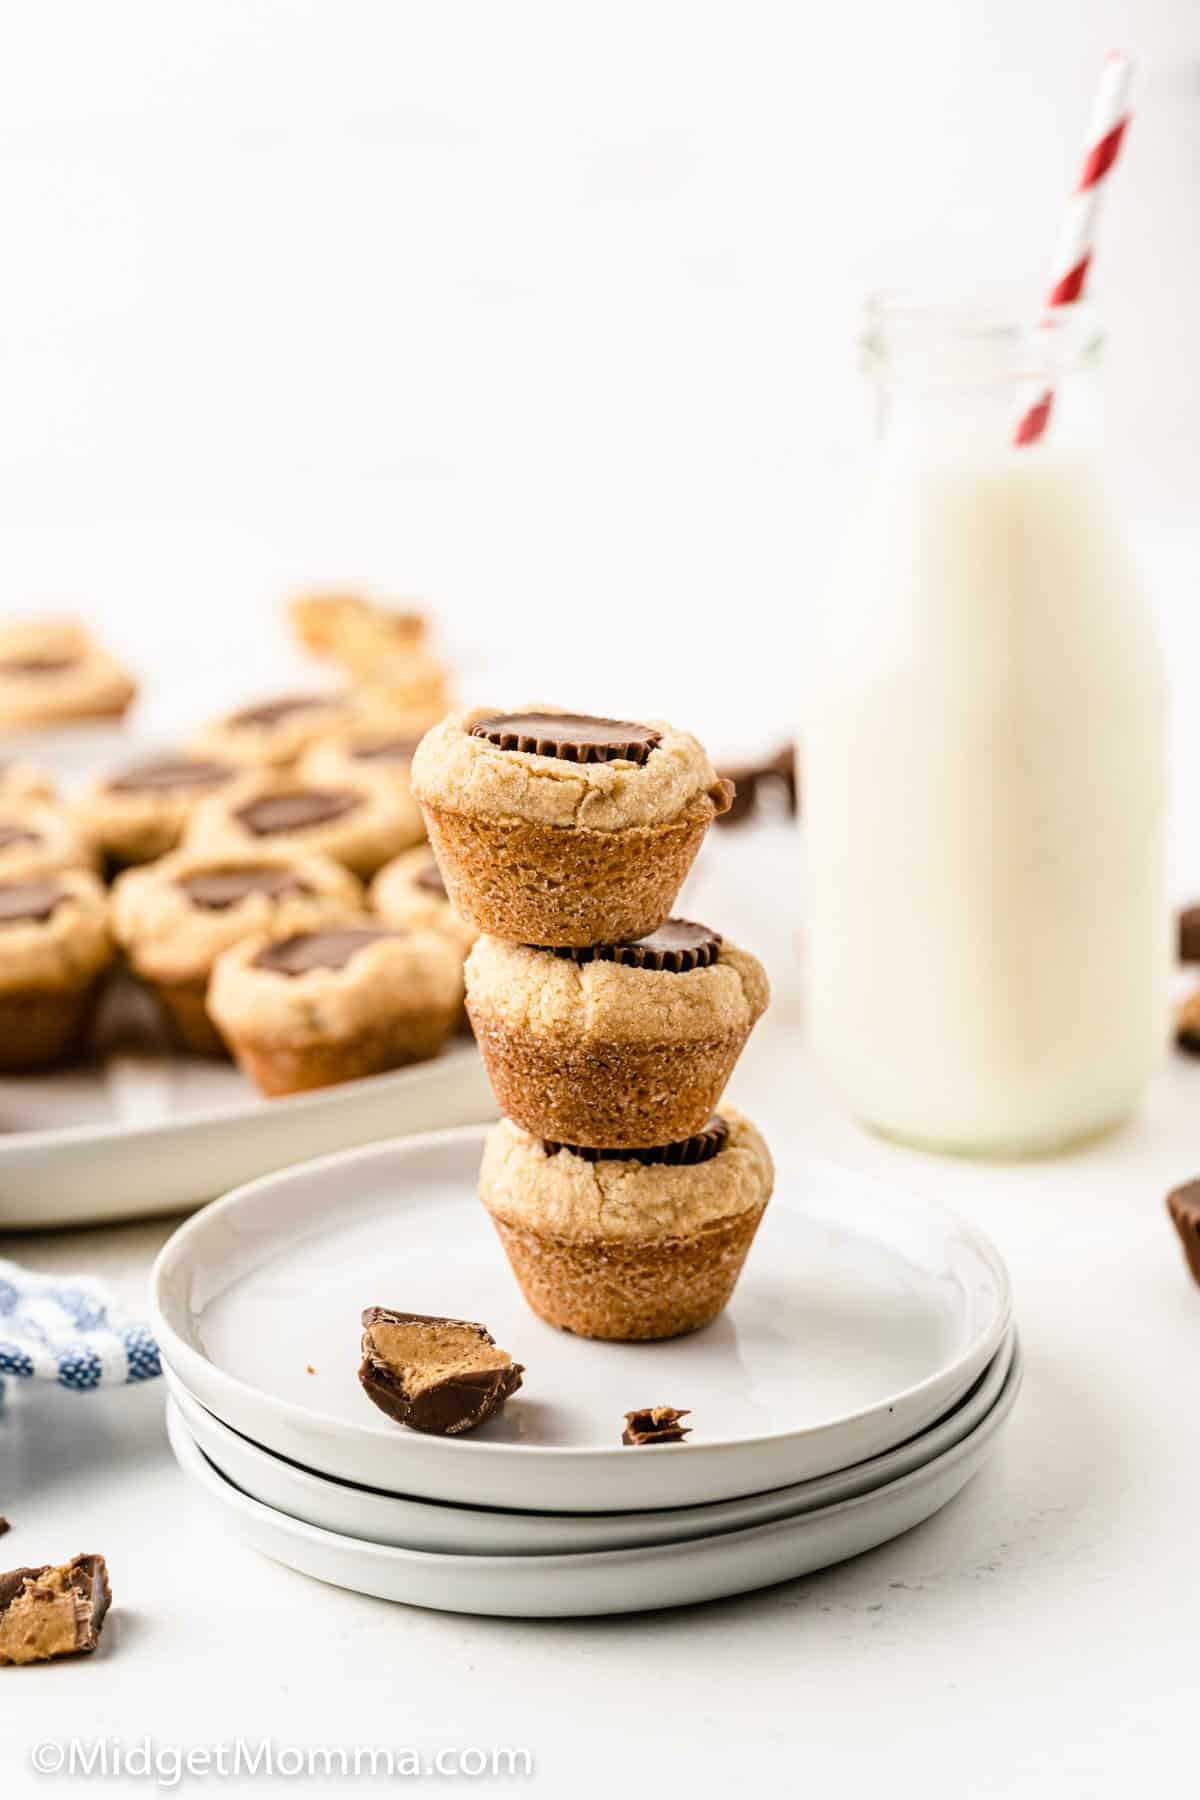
[112, 845, 363, 1056]
[0, 799, 99, 881]
[0, 869, 114, 1069]
[479, 1109, 773, 1341]
[207, 918, 464, 1098]
[78, 752, 242, 870]
[0, 618, 137, 732]
[191, 691, 356, 770]
[411, 707, 735, 947]
[185, 769, 424, 880]
[466, 920, 767, 1147]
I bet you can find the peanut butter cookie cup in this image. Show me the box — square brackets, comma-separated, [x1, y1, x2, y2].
[186, 769, 424, 878]
[208, 919, 463, 1096]
[80, 754, 240, 868]
[370, 845, 477, 961]
[466, 921, 768, 1146]
[0, 799, 98, 881]
[0, 619, 136, 732]
[0, 870, 113, 1068]
[411, 707, 733, 946]
[192, 692, 353, 770]
[478, 1109, 773, 1341]
[112, 845, 362, 1056]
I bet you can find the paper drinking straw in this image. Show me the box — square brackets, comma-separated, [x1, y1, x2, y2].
[1013, 49, 1138, 447]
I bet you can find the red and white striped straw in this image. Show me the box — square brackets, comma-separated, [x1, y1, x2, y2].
[1013, 49, 1137, 447]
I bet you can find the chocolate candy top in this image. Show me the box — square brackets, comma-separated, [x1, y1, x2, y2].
[228, 694, 336, 730]
[351, 735, 422, 763]
[107, 756, 235, 795]
[178, 867, 313, 911]
[252, 925, 401, 977]
[548, 919, 721, 973]
[234, 789, 361, 836]
[0, 881, 65, 924]
[413, 862, 447, 898]
[0, 825, 40, 852]
[0, 655, 78, 677]
[543, 1115, 729, 1167]
[470, 711, 662, 766]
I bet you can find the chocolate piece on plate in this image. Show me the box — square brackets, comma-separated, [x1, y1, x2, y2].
[622, 1406, 692, 1446]
[358, 1307, 524, 1436]
[0, 1553, 112, 1666]
[1167, 1179, 1200, 1288]
[470, 711, 662, 766]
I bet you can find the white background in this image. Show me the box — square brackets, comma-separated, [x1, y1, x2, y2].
[1, 0, 1198, 745]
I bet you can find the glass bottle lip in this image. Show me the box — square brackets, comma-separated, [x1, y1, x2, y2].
[861, 288, 1105, 386]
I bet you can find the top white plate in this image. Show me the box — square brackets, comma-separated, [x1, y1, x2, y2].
[152, 1125, 1012, 1513]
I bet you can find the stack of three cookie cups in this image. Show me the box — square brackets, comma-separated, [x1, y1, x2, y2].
[411, 706, 774, 1342]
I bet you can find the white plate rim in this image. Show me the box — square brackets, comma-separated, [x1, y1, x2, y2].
[165, 1340, 1022, 1575]
[151, 1124, 1013, 1502]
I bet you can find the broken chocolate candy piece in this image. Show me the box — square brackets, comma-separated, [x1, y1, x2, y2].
[1180, 905, 1200, 964]
[0, 881, 66, 925]
[228, 694, 338, 729]
[548, 919, 722, 973]
[622, 1406, 692, 1446]
[714, 741, 798, 827]
[358, 1307, 524, 1436]
[543, 1115, 730, 1168]
[234, 788, 362, 836]
[1167, 1179, 1200, 1288]
[0, 1553, 111, 1666]
[253, 925, 402, 977]
[106, 756, 235, 794]
[1175, 988, 1200, 1055]
[470, 711, 662, 766]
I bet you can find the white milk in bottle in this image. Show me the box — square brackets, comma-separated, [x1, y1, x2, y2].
[805, 299, 1167, 1154]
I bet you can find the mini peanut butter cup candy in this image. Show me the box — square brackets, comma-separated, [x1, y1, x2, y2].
[0, 868, 113, 1070]
[111, 845, 362, 1058]
[80, 754, 240, 868]
[207, 913, 464, 1097]
[1167, 1179, 1200, 1288]
[185, 768, 425, 879]
[191, 689, 353, 770]
[0, 619, 136, 731]
[479, 1108, 773, 1342]
[358, 1308, 523, 1436]
[411, 705, 734, 947]
[465, 926, 768, 1147]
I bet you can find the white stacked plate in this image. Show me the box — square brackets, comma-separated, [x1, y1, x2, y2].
[152, 1126, 1021, 1617]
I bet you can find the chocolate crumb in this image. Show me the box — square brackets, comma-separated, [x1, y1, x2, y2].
[0, 1519, 9, 1538]
[622, 1406, 692, 1447]
[1167, 1179, 1200, 1287]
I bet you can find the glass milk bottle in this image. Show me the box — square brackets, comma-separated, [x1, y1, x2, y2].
[805, 297, 1167, 1155]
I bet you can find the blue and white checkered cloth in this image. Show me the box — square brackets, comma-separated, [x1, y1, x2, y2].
[0, 1259, 160, 1401]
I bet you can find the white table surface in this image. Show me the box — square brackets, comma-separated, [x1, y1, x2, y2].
[1, 808, 1197, 1798]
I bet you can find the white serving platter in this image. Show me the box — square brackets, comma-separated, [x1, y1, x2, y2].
[0, 1038, 494, 1231]
[165, 1329, 1017, 1556]
[165, 1345, 1021, 1617]
[151, 1125, 1012, 1514]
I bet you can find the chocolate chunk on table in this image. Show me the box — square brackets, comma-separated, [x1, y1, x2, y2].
[358, 1308, 523, 1436]
[622, 1406, 692, 1446]
[1167, 1179, 1200, 1287]
[713, 741, 798, 827]
[0, 1553, 111, 1666]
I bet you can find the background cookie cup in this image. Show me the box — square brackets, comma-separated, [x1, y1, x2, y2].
[191, 692, 354, 769]
[112, 845, 362, 1056]
[185, 770, 424, 879]
[411, 706, 734, 946]
[0, 799, 99, 880]
[207, 919, 464, 1096]
[78, 753, 241, 868]
[0, 618, 136, 730]
[465, 922, 769, 1146]
[300, 728, 425, 822]
[478, 1109, 773, 1341]
[0, 869, 113, 1069]
[370, 845, 477, 960]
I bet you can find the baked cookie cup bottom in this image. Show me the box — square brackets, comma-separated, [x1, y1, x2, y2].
[469, 1008, 748, 1147]
[485, 1204, 767, 1341]
[421, 794, 717, 947]
[0, 984, 103, 1070]
[148, 977, 230, 1059]
[228, 1010, 456, 1098]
